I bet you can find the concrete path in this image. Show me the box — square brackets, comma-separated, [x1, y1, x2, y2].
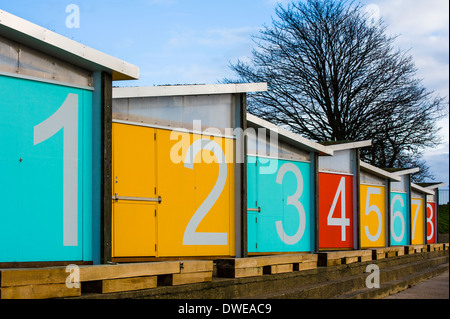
[384, 271, 449, 299]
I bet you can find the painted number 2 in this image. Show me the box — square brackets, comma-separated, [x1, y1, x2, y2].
[183, 139, 228, 246]
[33, 93, 78, 247]
[276, 163, 306, 245]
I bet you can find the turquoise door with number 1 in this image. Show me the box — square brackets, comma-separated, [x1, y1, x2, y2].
[0, 74, 93, 263]
[247, 156, 313, 253]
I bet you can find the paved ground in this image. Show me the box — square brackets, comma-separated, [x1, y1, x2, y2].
[384, 271, 449, 299]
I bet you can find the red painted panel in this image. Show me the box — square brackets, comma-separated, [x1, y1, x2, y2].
[319, 172, 354, 249]
[426, 202, 437, 244]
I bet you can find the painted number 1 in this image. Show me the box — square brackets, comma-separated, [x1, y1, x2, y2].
[34, 93, 78, 247]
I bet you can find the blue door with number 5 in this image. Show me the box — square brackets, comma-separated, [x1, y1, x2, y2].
[247, 156, 313, 253]
[0, 74, 93, 263]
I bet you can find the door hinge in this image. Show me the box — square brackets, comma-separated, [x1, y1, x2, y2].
[155, 209, 157, 217]
[256, 217, 257, 223]
[154, 187, 157, 195]
[256, 243, 258, 249]
[155, 244, 157, 251]
[154, 132, 156, 140]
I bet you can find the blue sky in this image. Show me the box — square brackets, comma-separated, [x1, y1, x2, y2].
[1, 0, 448, 188]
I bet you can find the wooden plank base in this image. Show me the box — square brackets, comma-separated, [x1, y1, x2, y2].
[0, 260, 213, 299]
[216, 254, 317, 279]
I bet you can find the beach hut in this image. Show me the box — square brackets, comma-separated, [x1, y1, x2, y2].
[422, 183, 446, 243]
[110, 83, 266, 261]
[410, 183, 434, 245]
[389, 168, 420, 246]
[359, 161, 401, 248]
[318, 141, 372, 250]
[245, 114, 332, 255]
[0, 10, 139, 266]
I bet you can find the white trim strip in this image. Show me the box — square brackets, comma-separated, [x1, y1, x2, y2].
[112, 119, 236, 140]
[0, 70, 95, 91]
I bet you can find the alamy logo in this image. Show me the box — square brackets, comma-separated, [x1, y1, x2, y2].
[65, 264, 80, 289]
[66, 4, 80, 29]
[365, 264, 380, 289]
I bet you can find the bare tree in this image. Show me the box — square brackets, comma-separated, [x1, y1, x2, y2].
[226, 0, 447, 181]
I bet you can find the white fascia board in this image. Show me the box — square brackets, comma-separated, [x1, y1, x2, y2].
[360, 161, 402, 182]
[425, 183, 446, 190]
[113, 83, 268, 98]
[411, 183, 435, 195]
[246, 113, 333, 156]
[392, 167, 421, 176]
[0, 9, 139, 81]
[325, 140, 372, 152]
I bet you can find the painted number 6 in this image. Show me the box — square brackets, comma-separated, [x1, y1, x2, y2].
[390, 194, 405, 242]
[275, 163, 306, 245]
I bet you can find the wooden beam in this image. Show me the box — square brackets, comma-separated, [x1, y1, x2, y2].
[101, 71, 113, 264]
[1, 284, 80, 299]
[82, 276, 157, 294]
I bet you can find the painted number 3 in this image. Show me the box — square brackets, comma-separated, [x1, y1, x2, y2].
[276, 163, 306, 245]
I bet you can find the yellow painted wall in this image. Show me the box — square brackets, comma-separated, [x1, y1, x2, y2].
[156, 129, 235, 257]
[360, 185, 386, 248]
[111, 123, 158, 257]
[411, 198, 425, 245]
[111, 123, 236, 258]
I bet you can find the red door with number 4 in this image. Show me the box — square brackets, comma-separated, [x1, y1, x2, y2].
[319, 172, 354, 249]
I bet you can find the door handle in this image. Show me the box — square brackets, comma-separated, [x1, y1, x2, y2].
[113, 194, 162, 204]
[247, 207, 261, 213]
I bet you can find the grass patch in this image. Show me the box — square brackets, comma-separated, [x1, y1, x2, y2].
[439, 204, 449, 234]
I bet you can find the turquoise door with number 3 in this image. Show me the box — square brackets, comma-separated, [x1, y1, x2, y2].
[247, 156, 313, 253]
[0, 74, 93, 263]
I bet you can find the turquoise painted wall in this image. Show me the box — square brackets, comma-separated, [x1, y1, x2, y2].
[0, 74, 93, 263]
[247, 156, 313, 253]
[390, 192, 410, 246]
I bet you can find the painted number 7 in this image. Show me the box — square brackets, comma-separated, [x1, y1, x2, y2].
[33, 93, 78, 247]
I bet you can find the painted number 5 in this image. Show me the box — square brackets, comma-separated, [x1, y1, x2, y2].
[183, 139, 228, 246]
[276, 163, 306, 245]
[364, 187, 382, 242]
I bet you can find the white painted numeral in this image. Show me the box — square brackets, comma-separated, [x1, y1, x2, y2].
[327, 177, 350, 241]
[275, 163, 306, 245]
[364, 187, 382, 242]
[427, 203, 434, 241]
[390, 195, 405, 242]
[411, 199, 422, 240]
[34, 93, 78, 247]
[183, 139, 228, 245]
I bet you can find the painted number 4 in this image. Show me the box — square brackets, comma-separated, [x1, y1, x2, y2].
[327, 177, 350, 241]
